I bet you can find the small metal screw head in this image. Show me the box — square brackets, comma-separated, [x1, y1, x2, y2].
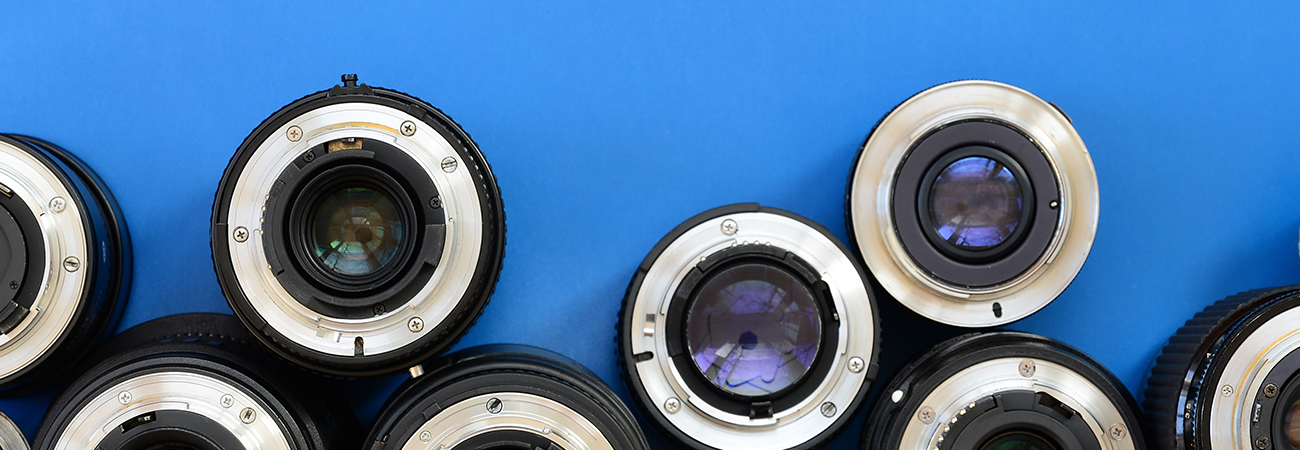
[429, 196, 441, 209]
[233, 226, 249, 243]
[408, 317, 424, 332]
[220, 394, 234, 408]
[63, 256, 80, 272]
[373, 304, 386, 315]
[117, 391, 131, 405]
[441, 156, 458, 173]
[49, 197, 66, 213]
[820, 402, 837, 417]
[240, 407, 256, 424]
[419, 431, 432, 443]
[287, 126, 303, 142]
[664, 397, 681, 414]
[918, 407, 935, 424]
[721, 219, 738, 236]
[1222, 384, 1234, 396]
[486, 397, 503, 414]
[1256, 436, 1271, 449]
[1109, 424, 1127, 440]
[1265, 383, 1279, 398]
[401, 121, 417, 136]
[1019, 359, 1036, 377]
[303, 151, 315, 162]
[849, 357, 865, 373]
[8, 282, 16, 290]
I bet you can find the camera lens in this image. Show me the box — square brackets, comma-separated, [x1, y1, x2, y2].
[0, 134, 131, 393]
[34, 313, 357, 450]
[0, 410, 27, 450]
[619, 203, 880, 450]
[1143, 285, 1300, 450]
[211, 75, 505, 376]
[847, 80, 1097, 327]
[864, 332, 1144, 450]
[366, 344, 649, 450]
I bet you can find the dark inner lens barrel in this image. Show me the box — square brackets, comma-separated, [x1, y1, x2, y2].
[928, 155, 1024, 250]
[685, 263, 821, 397]
[1286, 396, 1300, 449]
[979, 431, 1059, 450]
[310, 186, 405, 277]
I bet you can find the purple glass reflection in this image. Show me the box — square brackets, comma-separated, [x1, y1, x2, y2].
[928, 156, 1024, 250]
[685, 263, 821, 397]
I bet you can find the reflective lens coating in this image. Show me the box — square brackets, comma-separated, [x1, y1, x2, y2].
[978, 431, 1059, 450]
[1287, 397, 1300, 449]
[310, 186, 404, 277]
[685, 263, 821, 397]
[928, 155, 1024, 250]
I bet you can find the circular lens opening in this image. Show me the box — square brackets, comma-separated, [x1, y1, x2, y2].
[928, 154, 1024, 251]
[685, 263, 821, 397]
[308, 185, 406, 278]
[1286, 396, 1300, 449]
[978, 431, 1059, 450]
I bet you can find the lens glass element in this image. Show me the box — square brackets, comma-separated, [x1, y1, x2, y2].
[928, 155, 1024, 250]
[310, 186, 405, 277]
[1286, 396, 1300, 449]
[979, 431, 1059, 450]
[685, 263, 821, 397]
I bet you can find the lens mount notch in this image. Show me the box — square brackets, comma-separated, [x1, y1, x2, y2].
[34, 313, 358, 450]
[864, 332, 1144, 450]
[211, 75, 505, 377]
[1143, 285, 1300, 450]
[367, 344, 650, 450]
[847, 79, 1097, 328]
[619, 203, 880, 450]
[0, 134, 131, 394]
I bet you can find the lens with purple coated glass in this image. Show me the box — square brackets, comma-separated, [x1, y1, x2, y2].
[685, 263, 822, 397]
[927, 155, 1024, 251]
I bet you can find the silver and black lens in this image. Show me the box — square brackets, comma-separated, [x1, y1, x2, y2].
[1143, 286, 1300, 450]
[366, 344, 649, 450]
[864, 332, 1144, 450]
[846, 80, 1098, 327]
[34, 313, 357, 450]
[619, 203, 880, 450]
[211, 75, 505, 377]
[0, 134, 130, 393]
[0, 410, 27, 450]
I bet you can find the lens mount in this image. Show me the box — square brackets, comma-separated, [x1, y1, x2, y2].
[34, 313, 357, 450]
[619, 203, 879, 450]
[211, 75, 505, 376]
[0, 134, 130, 393]
[0, 410, 26, 450]
[1143, 285, 1300, 450]
[847, 80, 1098, 327]
[864, 332, 1143, 450]
[366, 344, 649, 450]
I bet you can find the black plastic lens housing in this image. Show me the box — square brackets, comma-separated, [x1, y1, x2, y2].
[864, 332, 1145, 450]
[0, 134, 130, 393]
[620, 203, 880, 450]
[1144, 285, 1300, 450]
[366, 344, 649, 450]
[34, 313, 357, 450]
[211, 75, 505, 377]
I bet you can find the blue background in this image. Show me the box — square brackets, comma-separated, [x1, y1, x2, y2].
[3, 2, 1299, 448]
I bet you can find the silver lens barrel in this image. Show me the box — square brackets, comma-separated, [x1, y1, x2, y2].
[847, 80, 1098, 327]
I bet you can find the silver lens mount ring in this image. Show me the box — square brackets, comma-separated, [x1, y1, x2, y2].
[34, 313, 357, 450]
[847, 80, 1098, 327]
[212, 75, 505, 376]
[619, 203, 879, 450]
[1143, 286, 1300, 450]
[0, 410, 27, 450]
[0, 135, 130, 392]
[865, 332, 1143, 450]
[367, 344, 649, 450]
